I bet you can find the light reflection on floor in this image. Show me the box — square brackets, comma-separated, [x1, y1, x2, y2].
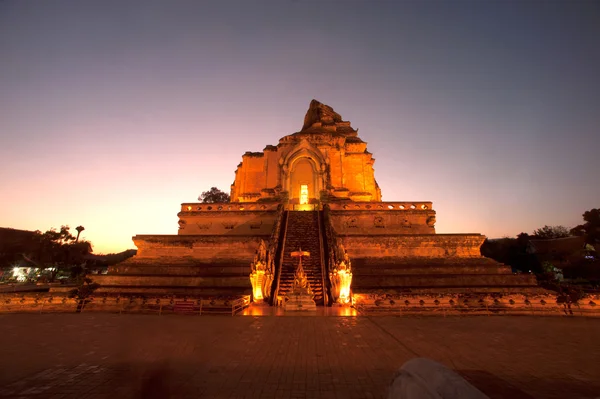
[241, 304, 358, 316]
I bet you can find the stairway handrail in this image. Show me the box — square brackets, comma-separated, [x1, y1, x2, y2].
[322, 204, 351, 304]
[316, 209, 329, 306]
[271, 207, 288, 305]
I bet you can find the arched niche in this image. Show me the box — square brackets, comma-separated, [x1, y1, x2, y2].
[289, 157, 319, 204]
[281, 140, 326, 204]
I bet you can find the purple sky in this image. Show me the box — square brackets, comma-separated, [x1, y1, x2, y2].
[1, 1, 599, 254]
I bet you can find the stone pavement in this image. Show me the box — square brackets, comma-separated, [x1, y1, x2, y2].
[0, 313, 599, 399]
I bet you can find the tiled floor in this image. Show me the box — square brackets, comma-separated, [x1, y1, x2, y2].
[0, 313, 598, 398]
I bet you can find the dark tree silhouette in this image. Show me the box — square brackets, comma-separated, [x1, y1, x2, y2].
[198, 187, 230, 203]
[29, 226, 93, 281]
[571, 208, 600, 244]
[75, 225, 85, 242]
[480, 235, 541, 274]
[533, 225, 570, 239]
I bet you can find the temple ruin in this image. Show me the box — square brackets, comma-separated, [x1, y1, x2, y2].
[93, 100, 542, 309]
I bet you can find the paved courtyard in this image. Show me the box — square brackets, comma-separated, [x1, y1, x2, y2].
[0, 313, 598, 399]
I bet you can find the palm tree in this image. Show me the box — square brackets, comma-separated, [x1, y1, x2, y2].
[75, 226, 85, 243]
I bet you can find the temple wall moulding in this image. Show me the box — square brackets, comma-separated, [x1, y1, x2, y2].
[326, 201, 434, 211]
[330, 211, 436, 235]
[177, 207, 277, 235]
[131, 235, 266, 259]
[93, 275, 250, 288]
[339, 234, 486, 258]
[180, 203, 279, 212]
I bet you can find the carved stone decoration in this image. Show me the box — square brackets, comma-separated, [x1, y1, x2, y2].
[335, 243, 351, 265]
[444, 247, 457, 257]
[250, 239, 272, 303]
[374, 216, 385, 228]
[196, 222, 211, 230]
[249, 220, 262, 230]
[344, 217, 358, 228]
[292, 260, 312, 294]
[319, 190, 329, 202]
[329, 242, 353, 305]
[255, 239, 267, 264]
[427, 216, 436, 227]
[401, 219, 412, 228]
[222, 222, 238, 230]
[286, 249, 317, 311]
[177, 220, 186, 230]
[330, 260, 353, 305]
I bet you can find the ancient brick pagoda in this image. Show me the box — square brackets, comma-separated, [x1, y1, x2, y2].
[93, 100, 541, 307]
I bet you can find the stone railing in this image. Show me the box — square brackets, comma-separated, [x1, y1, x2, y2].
[250, 205, 285, 304]
[180, 202, 279, 212]
[0, 293, 251, 315]
[3, 291, 600, 316]
[271, 207, 289, 305]
[352, 292, 600, 316]
[0, 294, 79, 313]
[323, 205, 353, 305]
[327, 201, 433, 211]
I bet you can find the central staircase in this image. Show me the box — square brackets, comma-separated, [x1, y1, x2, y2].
[277, 211, 325, 305]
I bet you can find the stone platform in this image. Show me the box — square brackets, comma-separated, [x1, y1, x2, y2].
[88, 101, 552, 303]
[90, 234, 261, 297]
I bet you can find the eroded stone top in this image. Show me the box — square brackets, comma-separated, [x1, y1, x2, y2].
[300, 100, 357, 136]
[302, 100, 343, 129]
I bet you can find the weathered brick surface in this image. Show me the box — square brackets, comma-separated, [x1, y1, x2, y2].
[230, 100, 381, 203]
[0, 314, 598, 399]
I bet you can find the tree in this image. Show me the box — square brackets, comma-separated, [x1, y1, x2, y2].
[480, 235, 541, 274]
[0, 225, 94, 282]
[31, 226, 93, 281]
[570, 208, 600, 244]
[75, 226, 85, 242]
[0, 228, 38, 268]
[198, 187, 230, 203]
[533, 225, 570, 239]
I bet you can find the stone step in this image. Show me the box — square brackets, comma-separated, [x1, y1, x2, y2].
[352, 257, 506, 267]
[108, 266, 251, 276]
[277, 211, 325, 305]
[94, 275, 251, 288]
[353, 273, 538, 288]
[352, 265, 514, 275]
[95, 287, 251, 296]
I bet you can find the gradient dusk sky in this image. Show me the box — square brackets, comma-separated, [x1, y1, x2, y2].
[1, 1, 599, 254]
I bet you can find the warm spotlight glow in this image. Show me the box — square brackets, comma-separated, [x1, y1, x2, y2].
[250, 269, 265, 301]
[299, 184, 308, 205]
[337, 269, 351, 303]
[330, 260, 353, 305]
